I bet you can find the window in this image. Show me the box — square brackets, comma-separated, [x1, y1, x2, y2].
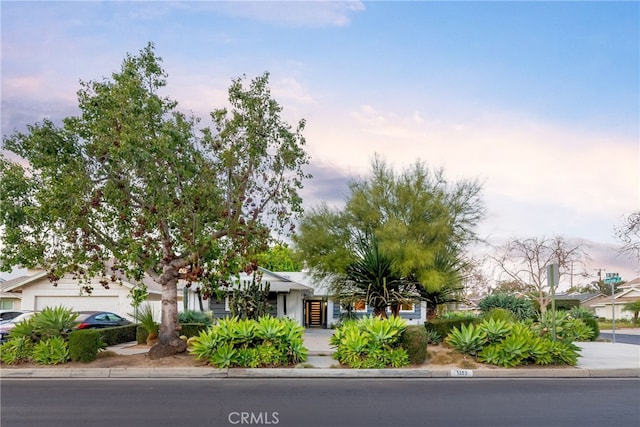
[399, 302, 414, 312]
[353, 300, 367, 312]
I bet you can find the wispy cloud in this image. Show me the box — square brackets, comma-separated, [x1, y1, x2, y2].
[203, 0, 365, 27]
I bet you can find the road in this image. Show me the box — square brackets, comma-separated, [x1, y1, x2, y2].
[2, 378, 639, 427]
[599, 332, 640, 345]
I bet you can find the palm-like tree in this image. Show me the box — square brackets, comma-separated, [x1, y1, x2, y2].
[622, 300, 640, 325]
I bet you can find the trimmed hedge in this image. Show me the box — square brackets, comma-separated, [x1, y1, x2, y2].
[426, 318, 477, 340]
[69, 329, 103, 362]
[136, 323, 210, 344]
[97, 324, 137, 346]
[400, 325, 428, 365]
[533, 299, 581, 312]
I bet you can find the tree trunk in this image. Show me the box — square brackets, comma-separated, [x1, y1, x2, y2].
[373, 306, 388, 319]
[149, 264, 186, 359]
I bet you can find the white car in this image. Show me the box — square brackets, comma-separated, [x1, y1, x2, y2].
[0, 311, 37, 343]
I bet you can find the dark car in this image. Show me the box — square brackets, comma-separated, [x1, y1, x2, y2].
[74, 311, 132, 329]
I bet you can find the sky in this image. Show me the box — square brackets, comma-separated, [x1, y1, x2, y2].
[1, 0, 639, 285]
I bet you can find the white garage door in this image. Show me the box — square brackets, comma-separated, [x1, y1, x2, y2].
[34, 296, 119, 313]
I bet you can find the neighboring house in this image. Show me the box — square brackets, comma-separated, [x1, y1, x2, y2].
[588, 278, 640, 320]
[555, 292, 605, 311]
[0, 268, 202, 321]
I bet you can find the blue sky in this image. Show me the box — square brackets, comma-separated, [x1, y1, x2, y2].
[1, 1, 639, 283]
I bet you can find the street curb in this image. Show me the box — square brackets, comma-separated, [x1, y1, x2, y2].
[2, 367, 638, 379]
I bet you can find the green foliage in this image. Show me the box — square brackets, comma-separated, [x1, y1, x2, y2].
[439, 311, 477, 320]
[229, 278, 271, 320]
[0, 337, 34, 365]
[622, 300, 640, 325]
[478, 294, 536, 321]
[481, 308, 516, 323]
[532, 310, 593, 343]
[294, 156, 484, 313]
[1, 44, 310, 349]
[476, 321, 580, 368]
[69, 329, 105, 363]
[257, 243, 301, 272]
[97, 324, 137, 346]
[425, 329, 443, 344]
[399, 325, 428, 365]
[178, 310, 213, 325]
[31, 306, 77, 341]
[331, 316, 410, 369]
[31, 336, 70, 365]
[477, 318, 511, 344]
[131, 304, 158, 337]
[188, 316, 306, 368]
[179, 323, 211, 338]
[445, 323, 486, 356]
[426, 318, 477, 341]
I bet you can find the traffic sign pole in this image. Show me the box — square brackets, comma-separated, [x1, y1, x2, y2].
[605, 273, 622, 344]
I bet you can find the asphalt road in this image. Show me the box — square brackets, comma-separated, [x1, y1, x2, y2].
[599, 333, 640, 345]
[2, 378, 639, 427]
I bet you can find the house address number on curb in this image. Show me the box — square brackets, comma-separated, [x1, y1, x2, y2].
[451, 369, 474, 377]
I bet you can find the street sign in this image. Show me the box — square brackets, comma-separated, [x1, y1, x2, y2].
[604, 276, 622, 285]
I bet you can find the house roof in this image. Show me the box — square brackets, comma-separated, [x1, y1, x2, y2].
[225, 269, 314, 295]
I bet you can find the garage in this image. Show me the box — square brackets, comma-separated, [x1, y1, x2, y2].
[34, 296, 120, 313]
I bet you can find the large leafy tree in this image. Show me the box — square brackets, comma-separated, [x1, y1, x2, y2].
[293, 156, 484, 317]
[0, 44, 310, 358]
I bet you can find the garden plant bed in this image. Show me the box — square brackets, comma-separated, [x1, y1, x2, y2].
[0, 343, 574, 370]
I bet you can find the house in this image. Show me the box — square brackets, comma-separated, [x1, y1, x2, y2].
[0, 268, 202, 321]
[588, 278, 640, 320]
[270, 271, 428, 327]
[1, 267, 428, 328]
[207, 269, 313, 326]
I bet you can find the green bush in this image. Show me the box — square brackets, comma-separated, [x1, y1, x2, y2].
[32, 336, 70, 365]
[179, 310, 213, 325]
[445, 323, 487, 356]
[331, 316, 409, 369]
[426, 318, 477, 340]
[399, 325, 428, 365]
[179, 323, 210, 338]
[581, 318, 600, 341]
[98, 324, 137, 346]
[189, 316, 307, 368]
[481, 308, 516, 323]
[32, 306, 77, 340]
[136, 325, 149, 344]
[534, 299, 580, 312]
[0, 337, 34, 365]
[478, 294, 536, 321]
[69, 329, 105, 362]
[425, 329, 443, 344]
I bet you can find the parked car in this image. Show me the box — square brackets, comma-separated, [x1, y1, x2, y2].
[74, 311, 132, 329]
[0, 310, 27, 322]
[0, 311, 37, 343]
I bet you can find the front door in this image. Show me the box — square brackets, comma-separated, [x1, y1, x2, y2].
[305, 300, 326, 328]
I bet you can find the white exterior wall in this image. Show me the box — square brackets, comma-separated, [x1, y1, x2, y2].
[277, 291, 305, 325]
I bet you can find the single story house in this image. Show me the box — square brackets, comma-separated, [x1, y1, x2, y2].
[588, 278, 640, 320]
[1, 267, 428, 328]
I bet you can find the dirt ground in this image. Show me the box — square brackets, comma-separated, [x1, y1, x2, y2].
[0, 343, 570, 370]
[0, 344, 503, 370]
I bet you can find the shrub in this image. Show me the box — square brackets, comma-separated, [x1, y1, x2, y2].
[98, 324, 137, 346]
[477, 318, 511, 344]
[478, 294, 536, 321]
[131, 304, 158, 344]
[426, 318, 476, 340]
[69, 329, 105, 362]
[0, 337, 34, 365]
[32, 306, 77, 340]
[179, 310, 213, 325]
[445, 323, 486, 356]
[179, 323, 210, 338]
[425, 329, 443, 345]
[32, 336, 70, 365]
[331, 316, 409, 369]
[481, 308, 516, 323]
[189, 316, 307, 368]
[399, 325, 428, 365]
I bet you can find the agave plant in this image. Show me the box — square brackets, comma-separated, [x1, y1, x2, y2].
[478, 318, 512, 344]
[32, 306, 77, 340]
[445, 323, 487, 356]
